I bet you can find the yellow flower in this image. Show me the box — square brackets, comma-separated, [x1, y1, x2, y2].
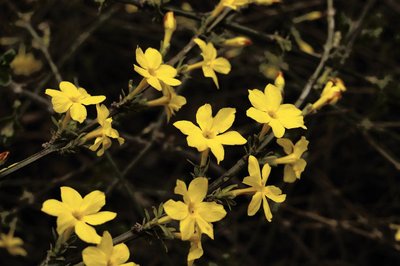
[134, 47, 181, 91]
[174, 104, 246, 164]
[82, 231, 138, 266]
[163, 177, 227, 240]
[45, 81, 106, 123]
[190, 38, 231, 89]
[146, 85, 187, 122]
[0, 228, 27, 256]
[10, 47, 42, 76]
[272, 137, 309, 183]
[246, 84, 306, 138]
[236, 155, 286, 221]
[87, 104, 125, 156]
[41, 187, 116, 244]
[162, 11, 177, 52]
[311, 78, 346, 111]
[274, 71, 285, 92]
[220, 0, 250, 10]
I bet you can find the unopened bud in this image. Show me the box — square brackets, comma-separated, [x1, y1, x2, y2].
[164, 12, 176, 32]
[274, 71, 285, 92]
[223, 36, 252, 47]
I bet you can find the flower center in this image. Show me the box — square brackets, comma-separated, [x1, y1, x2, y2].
[188, 202, 196, 215]
[268, 111, 277, 119]
[203, 130, 215, 139]
[148, 68, 157, 76]
[72, 211, 84, 221]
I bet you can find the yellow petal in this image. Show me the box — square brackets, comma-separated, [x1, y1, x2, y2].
[211, 107, 235, 134]
[70, 103, 87, 123]
[81, 95, 106, 105]
[163, 200, 189, 220]
[269, 119, 285, 138]
[207, 139, 225, 164]
[196, 217, 214, 239]
[247, 192, 262, 216]
[133, 65, 151, 78]
[202, 66, 219, 88]
[276, 138, 294, 155]
[197, 202, 226, 222]
[41, 199, 67, 216]
[61, 186, 82, 210]
[265, 186, 286, 203]
[243, 174, 261, 188]
[293, 136, 309, 157]
[276, 104, 306, 129]
[292, 158, 307, 178]
[180, 216, 195, 240]
[98, 231, 113, 258]
[174, 179, 188, 199]
[56, 213, 76, 235]
[264, 84, 282, 111]
[262, 196, 273, 221]
[187, 133, 208, 151]
[45, 89, 63, 97]
[156, 64, 177, 78]
[144, 47, 162, 69]
[83, 211, 117, 225]
[261, 163, 271, 186]
[188, 239, 203, 261]
[135, 47, 148, 69]
[146, 76, 162, 91]
[283, 164, 297, 183]
[247, 155, 261, 181]
[50, 96, 72, 113]
[246, 107, 270, 123]
[96, 104, 109, 126]
[215, 131, 246, 145]
[173, 121, 202, 136]
[193, 38, 207, 52]
[211, 57, 231, 74]
[75, 221, 101, 244]
[188, 177, 208, 203]
[59, 81, 80, 98]
[110, 243, 131, 264]
[248, 89, 269, 111]
[196, 104, 213, 132]
[80, 190, 106, 215]
[82, 246, 108, 266]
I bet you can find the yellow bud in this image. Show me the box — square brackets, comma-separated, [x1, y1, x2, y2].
[311, 78, 346, 111]
[164, 11, 176, 31]
[274, 71, 285, 92]
[223, 36, 252, 47]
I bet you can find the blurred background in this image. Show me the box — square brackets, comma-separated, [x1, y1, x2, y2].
[0, 0, 400, 265]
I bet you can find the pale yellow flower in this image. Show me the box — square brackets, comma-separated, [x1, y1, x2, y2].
[187, 229, 203, 266]
[234, 155, 286, 221]
[174, 104, 246, 164]
[45, 81, 106, 123]
[0, 228, 27, 256]
[134, 47, 181, 91]
[271, 137, 309, 183]
[87, 104, 125, 156]
[82, 231, 138, 266]
[246, 84, 306, 138]
[10, 46, 42, 76]
[41, 187, 116, 244]
[190, 38, 231, 89]
[164, 177, 227, 240]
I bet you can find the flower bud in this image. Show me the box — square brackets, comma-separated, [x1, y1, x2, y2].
[223, 36, 252, 47]
[274, 71, 285, 92]
[311, 78, 346, 111]
[164, 11, 176, 32]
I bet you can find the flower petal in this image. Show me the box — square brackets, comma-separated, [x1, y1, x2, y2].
[180, 216, 195, 241]
[145, 48, 162, 69]
[82, 246, 108, 266]
[215, 131, 247, 145]
[292, 158, 307, 178]
[110, 243, 130, 264]
[202, 66, 219, 88]
[146, 76, 162, 91]
[133, 65, 151, 78]
[207, 139, 225, 164]
[276, 138, 294, 155]
[276, 104, 306, 129]
[188, 177, 208, 203]
[247, 192, 262, 216]
[264, 83, 282, 111]
[187, 133, 208, 151]
[75, 221, 101, 244]
[81, 95, 106, 105]
[196, 104, 213, 132]
[197, 202, 226, 222]
[41, 199, 68, 216]
[261, 163, 271, 186]
[293, 136, 309, 157]
[196, 217, 214, 239]
[163, 200, 188, 220]
[61, 187, 83, 210]
[283, 164, 297, 183]
[59, 81, 80, 98]
[265, 186, 286, 203]
[56, 213, 76, 235]
[70, 103, 87, 123]
[83, 211, 117, 225]
[98, 231, 113, 258]
[248, 155, 261, 180]
[210, 107, 235, 134]
[135, 47, 148, 69]
[50, 96, 72, 113]
[262, 196, 273, 222]
[246, 107, 270, 123]
[80, 190, 106, 215]
[269, 119, 285, 138]
[211, 57, 231, 74]
[248, 89, 269, 111]
[156, 64, 177, 79]
[173, 121, 202, 136]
